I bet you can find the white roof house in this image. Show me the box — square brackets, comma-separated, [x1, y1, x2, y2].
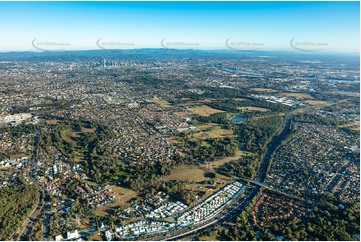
[67, 230, 79, 240]
[55, 235, 63, 241]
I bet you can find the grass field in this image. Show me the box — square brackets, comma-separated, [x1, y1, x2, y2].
[81, 127, 96, 133]
[60, 128, 87, 163]
[9, 153, 27, 159]
[45, 119, 58, 125]
[193, 126, 233, 140]
[163, 164, 230, 185]
[163, 165, 208, 183]
[107, 98, 127, 105]
[88, 235, 103, 241]
[251, 88, 278, 92]
[237, 106, 271, 112]
[151, 99, 172, 108]
[306, 100, 327, 105]
[204, 149, 242, 168]
[96, 185, 137, 216]
[199, 235, 218, 241]
[189, 105, 225, 117]
[282, 92, 314, 99]
[61, 128, 80, 141]
[339, 121, 360, 131]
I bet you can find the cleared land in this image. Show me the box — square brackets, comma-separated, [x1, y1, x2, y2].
[150, 99, 172, 108]
[9, 153, 27, 159]
[163, 164, 229, 185]
[237, 106, 271, 112]
[251, 88, 278, 92]
[61, 128, 80, 140]
[339, 121, 360, 131]
[88, 235, 103, 241]
[45, 119, 58, 125]
[81, 127, 96, 133]
[107, 98, 127, 104]
[306, 100, 327, 105]
[193, 126, 233, 140]
[164, 165, 209, 183]
[189, 105, 225, 117]
[199, 235, 218, 241]
[96, 185, 137, 216]
[282, 92, 314, 99]
[197, 99, 213, 103]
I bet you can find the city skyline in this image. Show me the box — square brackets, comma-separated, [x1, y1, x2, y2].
[0, 1, 359, 53]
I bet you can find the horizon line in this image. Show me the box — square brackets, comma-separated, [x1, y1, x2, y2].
[0, 48, 359, 55]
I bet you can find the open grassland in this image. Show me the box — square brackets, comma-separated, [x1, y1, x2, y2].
[203, 149, 242, 168]
[251, 88, 278, 92]
[61, 128, 80, 140]
[45, 119, 58, 125]
[199, 235, 219, 241]
[282, 92, 314, 99]
[237, 106, 271, 112]
[193, 126, 233, 140]
[150, 99, 172, 108]
[306, 100, 327, 105]
[163, 164, 230, 184]
[189, 105, 225, 117]
[107, 98, 127, 104]
[96, 185, 137, 216]
[197, 99, 213, 103]
[88, 235, 103, 241]
[81, 127, 96, 133]
[339, 121, 360, 131]
[164, 165, 209, 183]
[9, 153, 27, 159]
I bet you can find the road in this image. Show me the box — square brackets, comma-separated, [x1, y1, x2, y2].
[13, 131, 48, 241]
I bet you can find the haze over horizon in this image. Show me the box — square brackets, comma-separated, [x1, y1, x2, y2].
[0, 1, 359, 53]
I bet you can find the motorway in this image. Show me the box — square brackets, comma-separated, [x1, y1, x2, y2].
[147, 111, 295, 241]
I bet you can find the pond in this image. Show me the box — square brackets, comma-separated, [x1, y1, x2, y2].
[231, 113, 249, 123]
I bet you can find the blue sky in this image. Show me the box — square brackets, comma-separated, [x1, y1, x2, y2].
[0, 1, 359, 52]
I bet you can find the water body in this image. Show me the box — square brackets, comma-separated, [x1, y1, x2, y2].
[231, 113, 249, 123]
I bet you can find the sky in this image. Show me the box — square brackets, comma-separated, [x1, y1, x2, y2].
[0, 1, 359, 53]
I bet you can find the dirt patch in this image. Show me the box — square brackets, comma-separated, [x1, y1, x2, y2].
[9, 153, 27, 159]
[251, 88, 278, 92]
[306, 100, 327, 105]
[193, 126, 233, 140]
[96, 186, 137, 216]
[150, 99, 172, 108]
[164, 164, 230, 186]
[81, 128, 96, 133]
[339, 121, 360, 131]
[45, 119, 58, 125]
[237, 106, 271, 112]
[282, 92, 313, 99]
